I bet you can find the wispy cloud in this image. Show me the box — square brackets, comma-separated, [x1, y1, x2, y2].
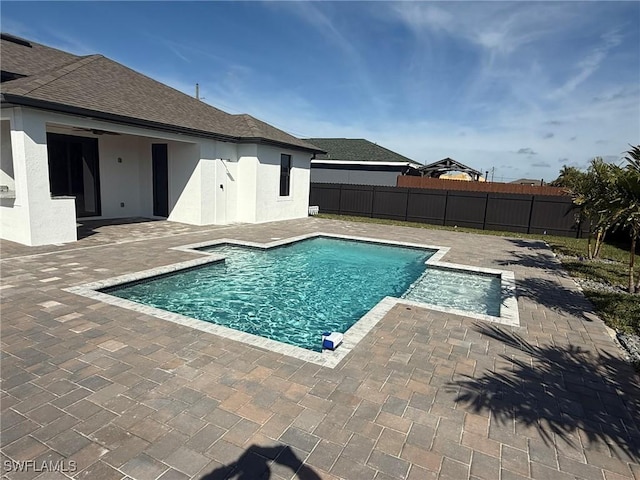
[275, 2, 389, 116]
[0, 17, 33, 39]
[517, 148, 538, 155]
[551, 30, 623, 99]
[532, 161, 551, 168]
[41, 29, 97, 56]
[3, 17, 97, 55]
[389, 2, 571, 57]
[139, 32, 228, 65]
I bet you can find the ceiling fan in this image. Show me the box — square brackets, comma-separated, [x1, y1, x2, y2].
[72, 127, 120, 136]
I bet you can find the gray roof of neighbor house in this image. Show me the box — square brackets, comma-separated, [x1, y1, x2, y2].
[0, 33, 322, 153]
[305, 138, 422, 166]
[510, 178, 544, 185]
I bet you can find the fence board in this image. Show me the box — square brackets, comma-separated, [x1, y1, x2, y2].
[485, 194, 533, 233]
[372, 187, 409, 220]
[529, 196, 580, 236]
[340, 185, 373, 216]
[309, 184, 340, 213]
[445, 191, 487, 229]
[406, 189, 447, 225]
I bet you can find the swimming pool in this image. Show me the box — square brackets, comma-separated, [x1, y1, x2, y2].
[67, 233, 518, 367]
[103, 237, 434, 352]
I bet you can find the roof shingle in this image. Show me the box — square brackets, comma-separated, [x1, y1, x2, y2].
[304, 138, 421, 165]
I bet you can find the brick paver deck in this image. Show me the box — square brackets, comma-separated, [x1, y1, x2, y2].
[1, 217, 638, 480]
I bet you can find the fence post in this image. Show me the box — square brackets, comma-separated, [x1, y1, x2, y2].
[338, 184, 343, 215]
[370, 186, 375, 218]
[527, 196, 535, 234]
[482, 193, 489, 230]
[442, 190, 449, 226]
[404, 188, 410, 221]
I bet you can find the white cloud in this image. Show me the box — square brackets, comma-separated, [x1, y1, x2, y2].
[275, 2, 388, 115]
[550, 30, 623, 99]
[517, 148, 538, 155]
[389, 2, 572, 57]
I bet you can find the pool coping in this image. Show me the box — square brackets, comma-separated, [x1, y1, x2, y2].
[65, 232, 519, 368]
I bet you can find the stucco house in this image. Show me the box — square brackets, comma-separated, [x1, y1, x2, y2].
[305, 138, 422, 186]
[0, 33, 322, 246]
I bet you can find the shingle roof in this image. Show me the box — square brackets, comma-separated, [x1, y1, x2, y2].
[1, 34, 321, 152]
[0, 33, 80, 77]
[304, 138, 421, 165]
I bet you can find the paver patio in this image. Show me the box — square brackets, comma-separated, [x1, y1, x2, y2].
[1, 217, 638, 480]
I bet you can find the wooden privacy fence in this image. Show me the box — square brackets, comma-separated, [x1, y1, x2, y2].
[310, 183, 587, 237]
[397, 175, 567, 196]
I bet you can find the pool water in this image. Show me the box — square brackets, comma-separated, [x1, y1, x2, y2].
[403, 267, 501, 317]
[105, 237, 432, 351]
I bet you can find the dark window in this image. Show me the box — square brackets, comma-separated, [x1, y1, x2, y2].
[280, 154, 291, 196]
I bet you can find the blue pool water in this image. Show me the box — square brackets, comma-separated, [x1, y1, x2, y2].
[105, 237, 432, 351]
[403, 267, 502, 317]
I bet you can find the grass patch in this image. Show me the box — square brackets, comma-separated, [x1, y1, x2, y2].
[585, 290, 640, 335]
[545, 236, 632, 263]
[560, 259, 629, 288]
[317, 214, 546, 239]
[317, 213, 638, 334]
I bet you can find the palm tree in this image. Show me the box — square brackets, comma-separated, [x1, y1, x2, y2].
[587, 159, 621, 259]
[566, 159, 619, 259]
[612, 145, 640, 293]
[550, 165, 584, 188]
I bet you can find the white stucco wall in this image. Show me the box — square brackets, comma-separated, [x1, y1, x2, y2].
[0, 203, 28, 244]
[252, 145, 311, 223]
[167, 142, 201, 224]
[0, 107, 77, 245]
[236, 144, 259, 223]
[165, 140, 241, 226]
[98, 135, 148, 218]
[215, 142, 239, 225]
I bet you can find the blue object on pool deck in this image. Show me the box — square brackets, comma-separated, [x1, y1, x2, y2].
[322, 332, 343, 350]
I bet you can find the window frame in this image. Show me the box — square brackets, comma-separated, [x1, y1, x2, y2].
[279, 153, 292, 197]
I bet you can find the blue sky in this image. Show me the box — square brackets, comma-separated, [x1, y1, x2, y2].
[3, 1, 639, 182]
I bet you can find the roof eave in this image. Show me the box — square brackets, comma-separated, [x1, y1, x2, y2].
[311, 159, 420, 167]
[2, 94, 323, 152]
[240, 136, 326, 154]
[1, 94, 239, 142]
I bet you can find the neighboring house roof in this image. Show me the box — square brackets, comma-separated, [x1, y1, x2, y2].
[510, 178, 543, 185]
[0, 33, 322, 153]
[305, 138, 422, 166]
[420, 157, 482, 178]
